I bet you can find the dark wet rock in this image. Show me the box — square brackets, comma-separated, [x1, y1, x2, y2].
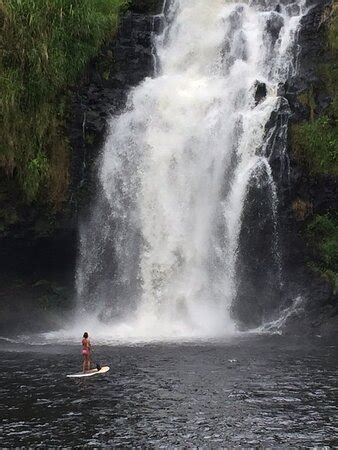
[250, 0, 296, 12]
[129, 0, 163, 15]
[265, 12, 284, 44]
[315, 91, 333, 115]
[234, 168, 283, 328]
[288, 97, 311, 123]
[285, 4, 300, 16]
[298, 0, 332, 67]
[265, 97, 291, 176]
[253, 81, 267, 105]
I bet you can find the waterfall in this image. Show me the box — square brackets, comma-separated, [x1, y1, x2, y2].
[75, 0, 307, 341]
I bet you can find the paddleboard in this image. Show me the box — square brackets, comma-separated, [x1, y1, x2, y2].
[67, 366, 110, 378]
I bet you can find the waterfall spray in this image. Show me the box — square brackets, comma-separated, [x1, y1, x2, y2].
[74, 0, 307, 342]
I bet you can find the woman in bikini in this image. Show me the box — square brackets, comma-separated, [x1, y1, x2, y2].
[82, 332, 91, 372]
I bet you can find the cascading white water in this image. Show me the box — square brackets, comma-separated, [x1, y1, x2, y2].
[74, 0, 307, 342]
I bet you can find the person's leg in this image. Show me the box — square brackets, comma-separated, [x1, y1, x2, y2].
[83, 356, 86, 373]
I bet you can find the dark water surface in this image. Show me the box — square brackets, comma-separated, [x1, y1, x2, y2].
[0, 335, 337, 447]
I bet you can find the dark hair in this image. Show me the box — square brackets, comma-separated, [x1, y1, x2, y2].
[83, 332, 88, 339]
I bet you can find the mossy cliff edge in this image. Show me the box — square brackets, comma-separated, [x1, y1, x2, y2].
[291, 3, 337, 284]
[0, 0, 129, 234]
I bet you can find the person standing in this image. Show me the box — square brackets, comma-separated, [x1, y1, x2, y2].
[82, 332, 91, 372]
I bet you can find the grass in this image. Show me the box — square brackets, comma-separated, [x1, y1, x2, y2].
[307, 214, 338, 288]
[291, 115, 338, 176]
[0, 0, 128, 206]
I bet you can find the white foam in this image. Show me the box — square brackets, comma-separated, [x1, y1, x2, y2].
[72, 0, 307, 342]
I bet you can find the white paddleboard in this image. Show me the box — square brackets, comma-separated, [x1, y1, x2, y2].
[67, 366, 110, 378]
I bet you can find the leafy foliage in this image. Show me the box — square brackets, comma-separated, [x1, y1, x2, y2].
[307, 214, 338, 285]
[0, 0, 128, 204]
[291, 115, 338, 176]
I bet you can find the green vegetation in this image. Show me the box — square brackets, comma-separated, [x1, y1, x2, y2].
[0, 0, 128, 205]
[307, 214, 338, 288]
[291, 4, 338, 177]
[291, 115, 338, 176]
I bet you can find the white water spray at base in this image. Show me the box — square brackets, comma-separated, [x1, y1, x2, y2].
[65, 0, 308, 343]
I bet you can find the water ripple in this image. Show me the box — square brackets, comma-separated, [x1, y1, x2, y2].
[0, 336, 337, 447]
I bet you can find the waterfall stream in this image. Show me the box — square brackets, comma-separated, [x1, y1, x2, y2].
[75, 0, 307, 341]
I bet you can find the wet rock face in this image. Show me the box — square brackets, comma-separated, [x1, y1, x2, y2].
[129, 0, 163, 15]
[253, 81, 267, 105]
[285, 0, 333, 120]
[234, 172, 283, 328]
[68, 11, 159, 211]
[234, 94, 291, 328]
